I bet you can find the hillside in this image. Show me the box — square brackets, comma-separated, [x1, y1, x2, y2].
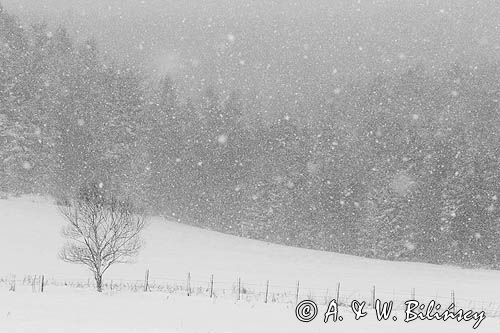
[2, 196, 500, 304]
[1, 196, 500, 332]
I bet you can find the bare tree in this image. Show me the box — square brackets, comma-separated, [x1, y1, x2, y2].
[59, 185, 147, 292]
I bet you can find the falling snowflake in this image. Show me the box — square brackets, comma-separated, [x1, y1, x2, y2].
[22, 161, 32, 170]
[217, 134, 228, 144]
[405, 241, 416, 251]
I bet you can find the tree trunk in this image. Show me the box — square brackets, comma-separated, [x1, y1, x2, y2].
[95, 274, 103, 292]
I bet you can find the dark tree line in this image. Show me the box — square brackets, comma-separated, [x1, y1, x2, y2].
[1, 6, 499, 268]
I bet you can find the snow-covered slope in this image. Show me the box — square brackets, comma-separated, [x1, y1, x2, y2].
[2, 196, 500, 305]
[1, 196, 500, 332]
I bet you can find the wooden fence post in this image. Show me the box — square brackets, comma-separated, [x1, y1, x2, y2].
[210, 274, 214, 298]
[41, 275, 44, 293]
[144, 269, 149, 292]
[371, 285, 376, 309]
[9, 275, 16, 292]
[32, 275, 37, 293]
[336, 282, 341, 304]
[237, 277, 241, 301]
[187, 272, 191, 296]
[295, 281, 300, 304]
[265, 280, 269, 303]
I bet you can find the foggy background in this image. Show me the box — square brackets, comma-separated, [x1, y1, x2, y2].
[1, 0, 500, 269]
[4, 0, 500, 115]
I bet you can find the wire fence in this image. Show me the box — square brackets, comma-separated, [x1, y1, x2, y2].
[1, 272, 499, 318]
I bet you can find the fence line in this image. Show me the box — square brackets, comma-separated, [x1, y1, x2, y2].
[1, 273, 499, 318]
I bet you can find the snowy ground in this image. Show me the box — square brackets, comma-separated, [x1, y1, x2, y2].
[1, 196, 500, 332]
[0, 287, 499, 333]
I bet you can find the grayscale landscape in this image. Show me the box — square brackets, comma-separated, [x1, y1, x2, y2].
[0, 0, 499, 332]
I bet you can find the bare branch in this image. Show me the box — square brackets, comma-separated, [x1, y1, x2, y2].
[59, 185, 147, 292]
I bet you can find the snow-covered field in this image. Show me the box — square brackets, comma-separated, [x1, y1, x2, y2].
[1, 287, 499, 333]
[1, 196, 500, 332]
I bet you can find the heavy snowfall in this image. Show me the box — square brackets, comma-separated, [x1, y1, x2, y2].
[0, 0, 499, 332]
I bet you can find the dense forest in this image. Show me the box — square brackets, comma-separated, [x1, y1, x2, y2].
[1, 4, 499, 268]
